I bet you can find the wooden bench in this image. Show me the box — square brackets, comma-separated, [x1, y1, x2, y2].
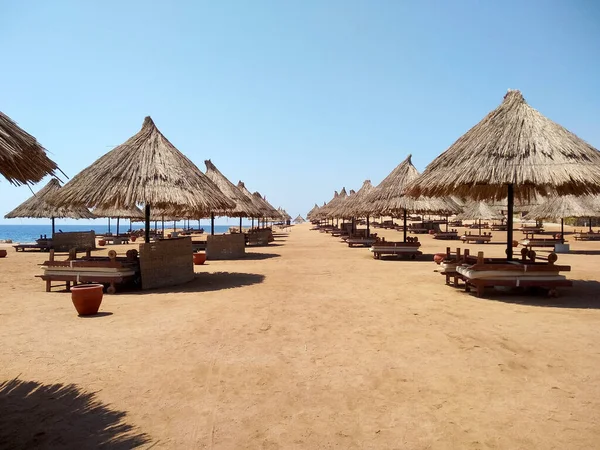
[520, 238, 565, 250]
[460, 233, 492, 243]
[14, 243, 51, 252]
[347, 237, 378, 248]
[574, 232, 600, 241]
[37, 249, 139, 294]
[370, 238, 421, 259]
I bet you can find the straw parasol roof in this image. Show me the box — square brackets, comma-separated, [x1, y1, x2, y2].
[367, 155, 419, 212]
[321, 188, 348, 219]
[0, 112, 61, 186]
[523, 195, 598, 220]
[92, 205, 145, 220]
[293, 215, 305, 224]
[5, 179, 95, 220]
[306, 203, 319, 220]
[407, 90, 600, 201]
[328, 189, 358, 219]
[236, 181, 268, 216]
[277, 207, 292, 221]
[456, 201, 504, 221]
[314, 193, 338, 219]
[253, 192, 280, 220]
[337, 180, 375, 218]
[366, 155, 461, 215]
[49, 117, 234, 213]
[204, 160, 262, 217]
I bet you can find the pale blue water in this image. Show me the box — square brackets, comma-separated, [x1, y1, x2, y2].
[0, 224, 232, 243]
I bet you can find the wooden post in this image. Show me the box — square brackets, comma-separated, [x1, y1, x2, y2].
[506, 183, 514, 260]
[144, 204, 150, 243]
[211, 213, 215, 235]
[403, 210, 407, 243]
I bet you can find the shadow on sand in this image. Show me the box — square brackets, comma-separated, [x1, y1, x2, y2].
[0, 378, 150, 449]
[467, 280, 600, 309]
[132, 272, 266, 295]
[567, 250, 600, 256]
[243, 252, 280, 261]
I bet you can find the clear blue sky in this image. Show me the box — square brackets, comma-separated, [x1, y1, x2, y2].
[2, 0, 599, 224]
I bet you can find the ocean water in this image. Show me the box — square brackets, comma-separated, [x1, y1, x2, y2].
[0, 224, 233, 243]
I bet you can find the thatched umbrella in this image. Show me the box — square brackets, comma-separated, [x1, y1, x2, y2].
[456, 201, 504, 235]
[0, 112, 61, 186]
[524, 195, 598, 238]
[48, 117, 234, 242]
[253, 192, 280, 224]
[92, 205, 145, 236]
[204, 160, 262, 234]
[366, 155, 460, 241]
[293, 215, 305, 224]
[277, 207, 292, 222]
[407, 90, 600, 259]
[4, 179, 96, 234]
[315, 192, 338, 222]
[306, 204, 319, 221]
[322, 188, 348, 223]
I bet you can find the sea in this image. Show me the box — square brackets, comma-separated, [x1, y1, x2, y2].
[0, 223, 234, 244]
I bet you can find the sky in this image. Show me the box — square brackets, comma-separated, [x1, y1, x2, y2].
[2, 0, 599, 224]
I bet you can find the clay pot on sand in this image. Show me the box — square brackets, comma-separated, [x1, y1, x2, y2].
[0, 249, 7, 258]
[98, 239, 106, 246]
[193, 252, 206, 265]
[130, 236, 137, 242]
[433, 253, 446, 264]
[71, 284, 104, 315]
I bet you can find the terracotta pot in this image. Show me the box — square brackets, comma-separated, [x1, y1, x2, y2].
[130, 236, 137, 242]
[0, 249, 7, 258]
[167, 233, 172, 239]
[193, 252, 206, 265]
[433, 253, 446, 264]
[428, 230, 436, 235]
[71, 284, 104, 315]
[512, 240, 519, 248]
[98, 239, 106, 246]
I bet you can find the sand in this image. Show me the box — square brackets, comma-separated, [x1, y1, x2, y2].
[1, 223, 600, 449]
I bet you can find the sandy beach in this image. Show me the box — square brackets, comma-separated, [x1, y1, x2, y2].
[1, 223, 600, 449]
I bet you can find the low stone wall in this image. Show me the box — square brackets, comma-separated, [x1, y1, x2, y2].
[139, 237, 194, 290]
[206, 234, 246, 260]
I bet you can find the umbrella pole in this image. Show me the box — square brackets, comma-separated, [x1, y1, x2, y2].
[589, 217, 593, 233]
[479, 218, 481, 235]
[211, 213, 215, 235]
[117, 217, 120, 236]
[252, 217, 254, 229]
[51, 217, 55, 236]
[240, 216, 243, 233]
[108, 217, 111, 235]
[366, 215, 370, 237]
[446, 215, 448, 232]
[561, 218, 565, 243]
[162, 216, 165, 237]
[506, 184, 514, 260]
[144, 204, 150, 243]
[403, 210, 407, 243]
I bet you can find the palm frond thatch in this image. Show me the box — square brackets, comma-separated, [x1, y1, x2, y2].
[365, 155, 461, 215]
[456, 201, 504, 221]
[337, 180, 375, 218]
[253, 192, 280, 220]
[48, 117, 235, 214]
[204, 160, 263, 218]
[407, 90, 600, 201]
[4, 179, 96, 220]
[92, 205, 145, 220]
[293, 215, 305, 224]
[0, 112, 60, 186]
[523, 195, 599, 220]
[277, 207, 292, 221]
[321, 188, 348, 219]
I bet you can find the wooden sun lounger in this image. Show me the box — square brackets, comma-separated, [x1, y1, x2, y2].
[346, 237, 379, 248]
[574, 232, 600, 241]
[490, 224, 507, 231]
[453, 249, 571, 297]
[520, 238, 564, 249]
[434, 230, 459, 240]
